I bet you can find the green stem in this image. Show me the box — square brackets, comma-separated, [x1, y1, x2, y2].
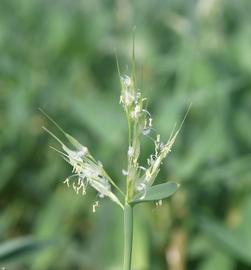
[123, 203, 134, 270]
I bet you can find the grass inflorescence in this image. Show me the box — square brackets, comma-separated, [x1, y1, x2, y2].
[42, 48, 189, 270]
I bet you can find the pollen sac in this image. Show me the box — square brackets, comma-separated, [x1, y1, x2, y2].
[121, 75, 132, 88]
[142, 127, 151, 136]
[128, 146, 134, 157]
[124, 91, 135, 106]
[122, 169, 128, 176]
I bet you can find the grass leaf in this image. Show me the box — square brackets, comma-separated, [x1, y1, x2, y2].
[0, 236, 50, 262]
[131, 182, 179, 204]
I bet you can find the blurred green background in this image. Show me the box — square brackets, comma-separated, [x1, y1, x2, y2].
[1, 0, 251, 269]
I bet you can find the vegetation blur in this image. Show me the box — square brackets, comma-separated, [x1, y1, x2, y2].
[1, 0, 251, 269]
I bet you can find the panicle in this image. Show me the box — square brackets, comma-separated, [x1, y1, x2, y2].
[119, 73, 182, 201]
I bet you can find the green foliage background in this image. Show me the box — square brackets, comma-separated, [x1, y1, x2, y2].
[0, 0, 251, 269]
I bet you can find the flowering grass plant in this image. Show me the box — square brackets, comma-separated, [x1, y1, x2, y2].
[41, 50, 189, 269]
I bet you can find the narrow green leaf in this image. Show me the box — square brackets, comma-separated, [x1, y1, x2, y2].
[131, 182, 179, 204]
[201, 216, 251, 264]
[0, 236, 51, 262]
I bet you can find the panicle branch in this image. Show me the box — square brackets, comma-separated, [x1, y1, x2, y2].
[42, 114, 124, 210]
[119, 74, 189, 202]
